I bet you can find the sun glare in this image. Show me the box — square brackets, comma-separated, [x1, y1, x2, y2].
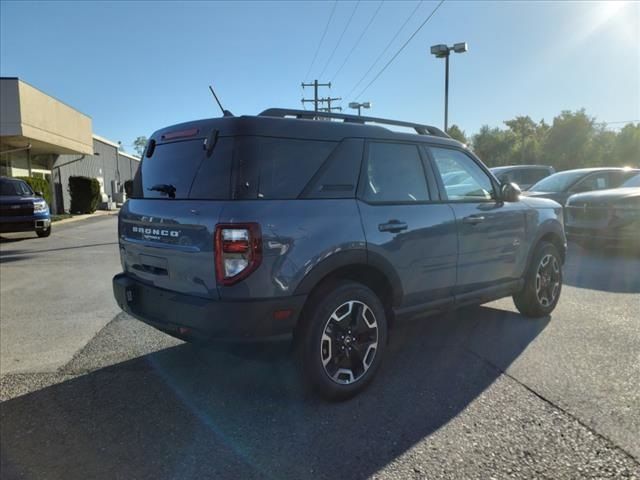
[589, 1, 637, 42]
[559, 1, 638, 54]
[599, 0, 626, 20]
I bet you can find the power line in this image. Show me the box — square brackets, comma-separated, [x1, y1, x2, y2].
[317, 1, 361, 80]
[304, 1, 338, 82]
[346, 0, 424, 99]
[330, 0, 385, 83]
[595, 120, 640, 125]
[355, 0, 446, 100]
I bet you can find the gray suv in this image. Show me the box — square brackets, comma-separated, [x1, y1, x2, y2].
[113, 109, 566, 400]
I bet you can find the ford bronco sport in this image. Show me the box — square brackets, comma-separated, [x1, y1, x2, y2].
[113, 109, 566, 400]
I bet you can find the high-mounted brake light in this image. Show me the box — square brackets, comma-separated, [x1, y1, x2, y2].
[215, 223, 262, 286]
[161, 128, 199, 141]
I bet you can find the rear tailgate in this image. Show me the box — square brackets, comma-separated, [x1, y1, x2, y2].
[119, 199, 223, 299]
[120, 127, 234, 299]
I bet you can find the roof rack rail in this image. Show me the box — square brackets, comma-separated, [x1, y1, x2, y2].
[259, 108, 450, 139]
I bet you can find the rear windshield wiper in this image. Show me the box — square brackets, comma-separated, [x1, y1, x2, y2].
[148, 184, 176, 199]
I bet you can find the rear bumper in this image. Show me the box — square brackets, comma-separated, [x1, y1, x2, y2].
[0, 215, 51, 233]
[112, 273, 306, 341]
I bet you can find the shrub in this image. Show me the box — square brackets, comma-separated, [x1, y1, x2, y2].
[17, 176, 51, 206]
[68, 176, 101, 213]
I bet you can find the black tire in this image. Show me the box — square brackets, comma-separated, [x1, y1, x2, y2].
[513, 241, 562, 318]
[36, 227, 51, 238]
[295, 280, 388, 401]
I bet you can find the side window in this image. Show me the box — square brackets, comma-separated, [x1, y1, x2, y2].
[234, 137, 337, 199]
[572, 173, 609, 193]
[523, 169, 549, 185]
[361, 142, 429, 203]
[609, 171, 637, 188]
[302, 138, 363, 199]
[430, 147, 495, 201]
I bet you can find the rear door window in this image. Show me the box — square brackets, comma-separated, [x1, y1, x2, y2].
[361, 142, 430, 203]
[133, 138, 233, 199]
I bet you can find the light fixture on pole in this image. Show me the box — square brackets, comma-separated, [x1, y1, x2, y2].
[348, 101, 372, 116]
[430, 42, 467, 132]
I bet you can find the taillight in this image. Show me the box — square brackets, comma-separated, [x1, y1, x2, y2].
[215, 223, 262, 285]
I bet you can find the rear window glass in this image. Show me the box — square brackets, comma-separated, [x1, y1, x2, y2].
[233, 137, 337, 199]
[132, 138, 232, 199]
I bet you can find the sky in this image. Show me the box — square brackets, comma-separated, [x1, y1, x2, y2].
[1, 0, 638, 154]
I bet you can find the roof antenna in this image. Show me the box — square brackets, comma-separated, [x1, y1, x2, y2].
[209, 85, 233, 117]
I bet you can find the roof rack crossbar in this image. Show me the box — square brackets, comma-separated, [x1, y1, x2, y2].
[259, 108, 450, 138]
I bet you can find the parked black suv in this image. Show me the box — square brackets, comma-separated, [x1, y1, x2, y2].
[113, 109, 566, 400]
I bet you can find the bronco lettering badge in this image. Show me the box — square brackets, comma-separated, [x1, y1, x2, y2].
[132, 225, 179, 240]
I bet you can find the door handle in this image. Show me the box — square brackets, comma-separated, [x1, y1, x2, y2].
[378, 220, 408, 233]
[462, 215, 485, 225]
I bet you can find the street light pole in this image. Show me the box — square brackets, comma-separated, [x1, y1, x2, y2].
[348, 101, 372, 117]
[444, 53, 449, 132]
[430, 42, 467, 133]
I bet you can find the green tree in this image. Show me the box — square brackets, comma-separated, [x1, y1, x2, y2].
[588, 127, 617, 167]
[504, 116, 537, 164]
[133, 136, 148, 156]
[471, 125, 516, 167]
[612, 123, 640, 168]
[447, 124, 468, 144]
[542, 109, 595, 170]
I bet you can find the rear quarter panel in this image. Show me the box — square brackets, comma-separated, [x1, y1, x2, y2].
[217, 199, 366, 299]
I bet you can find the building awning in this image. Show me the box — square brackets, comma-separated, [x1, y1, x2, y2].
[0, 78, 93, 156]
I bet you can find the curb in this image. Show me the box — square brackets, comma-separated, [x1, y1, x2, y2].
[53, 210, 119, 226]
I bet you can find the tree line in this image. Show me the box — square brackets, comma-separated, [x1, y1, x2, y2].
[447, 109, 639, 171]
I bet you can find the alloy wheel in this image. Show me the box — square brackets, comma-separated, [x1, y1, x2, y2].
[320, 301, 379, 385]
[535, 253, 560, 307]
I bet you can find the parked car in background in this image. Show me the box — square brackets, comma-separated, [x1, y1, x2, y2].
[112, 108, 566, 400]
[441, 170, 469, 186]
[523, 168, 639, 205]
[0, 177, 51, 237]
[565, 173, 640, 250]
[490, 165, 555, 190]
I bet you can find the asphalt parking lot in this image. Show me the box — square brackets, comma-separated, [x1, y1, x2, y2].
[1, 216, 638, 479]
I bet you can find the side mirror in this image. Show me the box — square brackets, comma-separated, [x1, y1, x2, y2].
[35, 191, 44, 197]
[501, 182, 521, 202]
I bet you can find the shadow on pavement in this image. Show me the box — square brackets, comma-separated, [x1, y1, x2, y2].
[0, 235, 32, 244]
[0, 242, 117, 258]
[0, 306, 549, 480]
[0, 255, 36, 265]
[563, 242, 640, 293]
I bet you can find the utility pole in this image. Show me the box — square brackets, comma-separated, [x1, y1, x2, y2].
[301, 80, 331, 112]
[320, 97, 342, 113]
